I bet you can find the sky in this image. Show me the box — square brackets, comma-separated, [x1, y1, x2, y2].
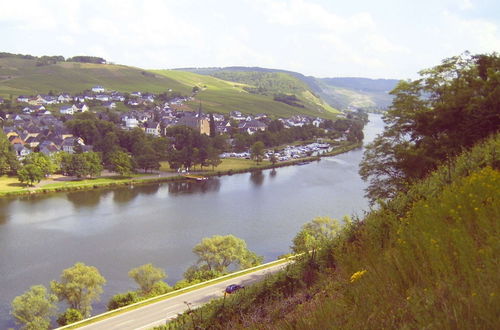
[1, 0, 499, 79]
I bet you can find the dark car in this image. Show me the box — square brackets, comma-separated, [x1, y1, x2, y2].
[225, 284, 244, 294]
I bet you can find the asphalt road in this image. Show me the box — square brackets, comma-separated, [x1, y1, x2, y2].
[78, 262, 287, 330]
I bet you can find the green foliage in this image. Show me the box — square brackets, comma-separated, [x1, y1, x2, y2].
[60, 152, 103, 178]
[50, 262, 106, 317]
[191, 235, 263, 274]
[360, 52, 500, 204]
[166, 134, 500, 329]
[56, 308, 83, 326]
[107, 150, 134, 175]
[0, 129, 19, 174]
[107, 292, 140, 311]
[128, 264, 167, 296]
[10, 285, 58, 330]
[250, 141, 265, 164]
[66, 56, 106, 64]
[23, 152, 56, 176]
[17, 164, 44, 186]
[291, 216, 341, 253]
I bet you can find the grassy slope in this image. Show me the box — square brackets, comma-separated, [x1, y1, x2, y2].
[153, 70, 339, 119]
[163, 134, 500, 329]
[0, 57, 191, 96]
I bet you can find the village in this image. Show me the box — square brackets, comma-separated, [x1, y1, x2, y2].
[0, 85, 348, 162]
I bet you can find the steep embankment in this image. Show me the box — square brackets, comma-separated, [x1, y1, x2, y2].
[0, 57, 191, 96]
[153, 69, 339, 118]
[163, 134, 500, 329]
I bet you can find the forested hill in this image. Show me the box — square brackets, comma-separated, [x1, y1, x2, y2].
[180, 66, 400, 110]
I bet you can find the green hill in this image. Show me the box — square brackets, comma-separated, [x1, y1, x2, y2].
[153, 69, 339, 118]
[0, 56, 339, 119]
[0, 57, 191, 97]
[182, 66, 399, 111]
[161, 133, 500, 329]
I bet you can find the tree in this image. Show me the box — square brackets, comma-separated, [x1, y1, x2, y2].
[250, 141, 265, 164]
[291, 217, 341, 254]
[23, 152, 56, 177]
[128, 264, 167, 295]
[50, 262, 106, 317]
[107, 150, 133, 176]
[360, 52, 500, 204]
[207, 147, 222, 170]
[17, 164, 44, 186]
[11, 285, 58, 330]
[107, 292, 139, 310]
[192, 235, 263, 274]
[56, 308, 83, 326]
[60, 152, 103, 178]
[270, 153, 278, 165]
[0, 129, 19, 174]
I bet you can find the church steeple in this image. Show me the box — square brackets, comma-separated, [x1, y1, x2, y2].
[198, 102, 203, 118]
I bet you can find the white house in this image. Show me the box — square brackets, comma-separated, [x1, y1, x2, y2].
[60, 105, 76, 115]
[124, 117, 139, 129]
[75, 104, 89, 112]
[91, 85, 105, 93]
[95, 94, 110, 102]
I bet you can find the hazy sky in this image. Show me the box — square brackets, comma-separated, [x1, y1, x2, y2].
[1, 0, 499, 79]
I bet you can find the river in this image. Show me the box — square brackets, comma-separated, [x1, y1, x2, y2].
[0, 114, 384, 329]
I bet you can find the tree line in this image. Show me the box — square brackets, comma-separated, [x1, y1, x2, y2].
[11, 214, 337, 329]
[360, 52, 500, 204]
[11, 234, 264, 329]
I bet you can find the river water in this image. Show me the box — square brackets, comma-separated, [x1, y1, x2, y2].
[0, 114, 383, 328]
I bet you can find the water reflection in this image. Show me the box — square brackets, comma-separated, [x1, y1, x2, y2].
[167, 179, 221, 195]
[66, 190, 109, 208]
[269, 169, 277, 178]
[113, 187, 140, 204]
[0, 199, 10, 224]
[137, 184, 160, 195]
[249, 170, 265, 186]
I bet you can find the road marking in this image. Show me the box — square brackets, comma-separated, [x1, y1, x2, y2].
[135, 319, 167, 330]
[110, 319, 134, 329]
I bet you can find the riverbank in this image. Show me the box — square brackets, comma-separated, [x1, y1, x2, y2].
[0, 141, 362, 198]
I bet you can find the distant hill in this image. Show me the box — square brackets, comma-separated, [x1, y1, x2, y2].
[153, 69, 339, 118]
[317, 77, 400, 110]
[0, 54, 339, 119]
[0, 56, 191, 97]
[181, 67, 400, 111]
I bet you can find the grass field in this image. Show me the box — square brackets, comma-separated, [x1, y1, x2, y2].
[153, 70, 339, 119]
[0, 176, 26, 193]
[160, 158, 271, 173]
[0, 58, 191, 97]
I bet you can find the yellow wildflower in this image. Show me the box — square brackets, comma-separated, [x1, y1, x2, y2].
[350, 270, 367, 283]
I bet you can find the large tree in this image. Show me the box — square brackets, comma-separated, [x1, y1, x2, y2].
[23, 152, 56, 177]
[50, 262, 106, 317]
[250, 141, 265, 164]
[17, 164, 44, 186]
[0, 129, 19, 174]
[291, 217, 341, 254]
[191, 235, 263, 274]
[11, 285, 58, 330]
[360, 52, 500, 204]
[128, 264, 167, 295]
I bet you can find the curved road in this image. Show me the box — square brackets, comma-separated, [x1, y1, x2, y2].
[77, 262, 288, 330]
